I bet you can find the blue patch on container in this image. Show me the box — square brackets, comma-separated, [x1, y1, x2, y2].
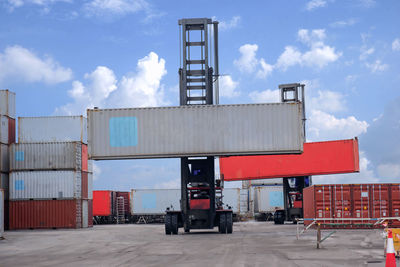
[15, 180, 24, 190]
[15, 151, 24, 161]
[269, 191, 283, 207]
[142, 193, 156, 210]
[109, 117, 138, 147]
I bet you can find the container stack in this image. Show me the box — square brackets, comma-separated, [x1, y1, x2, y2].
[0, 90, 16, 230]
[8, 116, 93, 229]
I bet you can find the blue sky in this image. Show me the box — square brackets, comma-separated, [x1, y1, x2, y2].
[1, 0, 399, 189]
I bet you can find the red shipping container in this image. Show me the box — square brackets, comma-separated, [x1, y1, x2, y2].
[116, 192, 130, 215]
[8, 118, 15, 144]
[9, 200, 82, 230]
[81, 144, 88, 172]
[93, 190, 112, 216]
[220, 138, 359, 181]
[332, 184, 352, 224]
[82, 172, 88, 199]
[391, 184, 400, 227]
[352, 184, 372, 226]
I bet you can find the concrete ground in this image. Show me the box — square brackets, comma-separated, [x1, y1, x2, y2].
[0, 221, 398, 267]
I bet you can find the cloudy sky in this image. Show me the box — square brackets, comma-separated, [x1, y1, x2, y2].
[1, 0, 399, 189]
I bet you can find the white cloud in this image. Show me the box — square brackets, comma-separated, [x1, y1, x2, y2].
[84, 0, 149, 17]
[256, 59, 274, 78]
[234, 44, 259, 73]
[377, 163, 400, 179]
[358, 0, 376, 8]
[219, 75, 240, 98]
[365, 60, 388, 73]
[56, 51, 168, 115]
[249, 89, 279, 103]
[92, 161, 102, 181]
[309, 90, 346, 113]
[5, 0, 71, 10]
[0, 45, 72, 84]
[392, 38, 400, 51]
[276, 29, 341, 70]
[234, 44, 274, 79]
[330, 18, 358, 28]
[307, 109, 368, 141]
[306, 0, 327, 11]
[214, 16, 241, 31]
[359, 46, 374, 60]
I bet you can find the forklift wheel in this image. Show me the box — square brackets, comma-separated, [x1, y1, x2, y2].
[165, 214, 171, 235]
[171, 214, 178, 235]
[226, 213, 233, 234]
[219, 213, 226, 234]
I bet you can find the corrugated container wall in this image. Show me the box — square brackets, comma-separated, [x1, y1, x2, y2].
[0, 144, 9, 172]
[93, 191, 112, 216]
[0, 189, 3, 238]
[0, 115, 16, 144]
[253, 185, 284, 213]
[131, 189, 181, 214]
[0, 90, 16, 118]
[18, 116, 87, 143]
[9, 199, 82, 229]
[9, 171, 82, 200]
[0, 173, 8, 200]
[88, 103, 304, 160]
[304, 184, 400, 228]
[10, 142, 87, 171]
[221, 188, 240, 214]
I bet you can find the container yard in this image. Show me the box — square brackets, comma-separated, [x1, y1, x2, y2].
[1, 6, 400, 267]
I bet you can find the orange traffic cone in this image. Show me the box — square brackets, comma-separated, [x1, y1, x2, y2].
[386, 229, 397, 267]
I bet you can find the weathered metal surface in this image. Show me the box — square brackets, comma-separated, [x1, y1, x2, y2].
[303, 184, 400, 228]
[88, 103, 304, 160]
[0, 189, 3, 238]
[0, 90, 16, 118]
[252, 185, 284, 213]
[9, 199, 82, 229]
[18, 116, 87, 143]
[82, 200, 88, 228]
[222, 188, 240, 213]
[0, 116, 15, 145]
[88, 173, 93, 199]
[0, 144, 9, 172]
[130, 189, 181, 215]
[221, 138, 359, 181]
[10, 142, 86, 171]
[9, 171, 82, 200]
[0, 173, 9, 200]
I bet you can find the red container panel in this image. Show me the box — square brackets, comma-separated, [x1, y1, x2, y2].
[391, 185, 400, 227]
[9, 200, 81, 230]
[352, 185, 372, 226]
[116, 192, 130, 215]
[190, 199, 210, 210]
[370, 184, 390, 219]
[82, 144, 88, 172]
[82, 172, 88, 199]
[220, 138, 359, 181]
[314, 185, 333, 223]
[93, 190, 112, 216]
[332, 184, 352, 224]
[8, 118, 15, 144]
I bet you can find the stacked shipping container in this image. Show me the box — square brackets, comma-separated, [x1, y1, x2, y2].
[303, 184, 400, 228]
[8, 116, 93, 229]
[0, 90, 16, 231]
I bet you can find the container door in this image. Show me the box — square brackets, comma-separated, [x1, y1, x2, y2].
[371, 184, 390, 219]
[332, 184, 352, 226]
[352, 185, 371, 227]
[391, 185, 400, 227]
[239, 189, 248, 215]
[315, 185, 332, 223]
[82, 200, 88, 228]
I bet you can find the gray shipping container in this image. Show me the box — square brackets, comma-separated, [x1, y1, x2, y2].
[0, 189, 3, 238]
[88, 173, 93, 199]
[10, 142, 84, 171]
[0, 115, 13, 144]
[88, 103, 304, 160]
[250, 178, 283, 186]
[0, 90, 16, 118]
[130, 189, 181, 215]
[222, 188, 240, 214]
[0, 144, 9, 172]
[0, 173, 8, 200]
[18, 116, 87, 143]
[252, 185, 284, 214]
[9, 171, 82, 200]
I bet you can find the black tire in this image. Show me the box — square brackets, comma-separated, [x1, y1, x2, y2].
[219, 213, 226, 234]
[226, 213, 233, 234]
[171, 214, 178, 235]
[165, 214, 171, 235]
